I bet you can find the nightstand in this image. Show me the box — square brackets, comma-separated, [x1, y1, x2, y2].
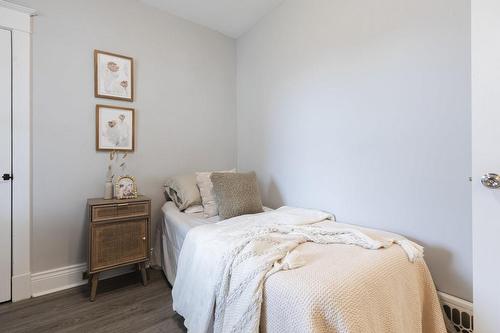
[87, 195, 151, 301]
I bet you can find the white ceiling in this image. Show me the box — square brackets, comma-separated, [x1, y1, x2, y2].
[140, 0, 285, 38]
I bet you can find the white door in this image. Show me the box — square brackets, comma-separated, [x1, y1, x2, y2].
[472, 1, 500, 331]
[0, 28, 12, 303]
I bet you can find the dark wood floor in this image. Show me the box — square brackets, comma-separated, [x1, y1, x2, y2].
[0, 270, 187, 333]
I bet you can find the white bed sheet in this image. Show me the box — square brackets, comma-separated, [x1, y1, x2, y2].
[159, 202, 272, 285]
[160, 201, 220, 284]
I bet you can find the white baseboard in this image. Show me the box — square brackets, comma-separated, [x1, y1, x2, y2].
[438, 291, 473, 311]
[11, 272, 31, 302]
[31, 263, 136, 298]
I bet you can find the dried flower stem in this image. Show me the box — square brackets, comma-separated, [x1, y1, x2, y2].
[106, 150, 128, 182]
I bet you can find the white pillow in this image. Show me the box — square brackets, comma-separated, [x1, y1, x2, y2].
[184, 205, 204, 214]
[164, 174, 202, 211]
[196, 169, 235, 218]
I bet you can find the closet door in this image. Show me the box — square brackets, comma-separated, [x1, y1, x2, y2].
[0, 28, 12, 303]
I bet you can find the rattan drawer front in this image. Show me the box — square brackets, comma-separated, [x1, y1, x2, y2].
[90, 219, 148, 272]
[91, 202, 149, 222]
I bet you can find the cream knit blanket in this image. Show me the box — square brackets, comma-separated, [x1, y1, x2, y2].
[172, 207, 446, 333]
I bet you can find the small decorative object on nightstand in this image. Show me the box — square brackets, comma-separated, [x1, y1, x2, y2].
[115, 175, 138, 199]
[104, 180, 113, 199]
[87, 195, 151, 301]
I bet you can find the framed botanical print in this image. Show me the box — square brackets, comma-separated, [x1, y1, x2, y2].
[94, 50, 134, 101]
[96, 105, 135, 152]
[115, 175, 138, 199]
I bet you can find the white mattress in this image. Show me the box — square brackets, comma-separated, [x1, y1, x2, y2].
[160, 202, 220, 284]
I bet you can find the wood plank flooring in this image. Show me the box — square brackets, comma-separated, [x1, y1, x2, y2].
[0, 270, 187, 333]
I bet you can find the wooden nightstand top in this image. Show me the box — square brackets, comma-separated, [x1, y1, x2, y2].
[87, 195, 151, 206]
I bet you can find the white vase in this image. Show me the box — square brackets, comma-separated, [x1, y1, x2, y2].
[104, 181, 113, 200]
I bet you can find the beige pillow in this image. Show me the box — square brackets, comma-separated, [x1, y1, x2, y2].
[196, 169, 235, 218]
[164, 174, 201, 211]
[210, 171, 264, 220]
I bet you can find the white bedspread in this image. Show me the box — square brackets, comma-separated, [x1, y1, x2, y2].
[172, 207, 446, 333]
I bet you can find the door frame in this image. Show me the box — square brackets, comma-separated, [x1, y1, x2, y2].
[0, 1, 35, 302]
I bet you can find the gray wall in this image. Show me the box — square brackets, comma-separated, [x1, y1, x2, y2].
[237, 0, 472, 300]
[14, 0, 237, 273]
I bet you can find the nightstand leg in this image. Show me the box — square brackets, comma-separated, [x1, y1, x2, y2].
[138, 263, 148, 286]
[90, 273, 99, 301]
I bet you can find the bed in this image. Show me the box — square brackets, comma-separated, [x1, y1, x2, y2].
[159, 202, 446, 333]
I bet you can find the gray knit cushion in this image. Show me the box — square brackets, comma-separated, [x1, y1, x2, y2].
[210, 171, 264, 220]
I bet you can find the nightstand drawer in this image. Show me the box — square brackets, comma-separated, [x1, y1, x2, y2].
[90, 218, 148, 272]
[91, 201, 149, 222]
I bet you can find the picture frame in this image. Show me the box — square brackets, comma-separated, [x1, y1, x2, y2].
[94, 50, 134, 102]
[115, 175, 138, 199]
[96, 105, 135, 152]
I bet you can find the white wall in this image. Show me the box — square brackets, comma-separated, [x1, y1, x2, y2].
[238, 0, 472, 300]
[12, 0, 237, 273]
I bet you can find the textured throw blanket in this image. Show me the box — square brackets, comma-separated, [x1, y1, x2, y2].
[172, 207, 446, 333]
